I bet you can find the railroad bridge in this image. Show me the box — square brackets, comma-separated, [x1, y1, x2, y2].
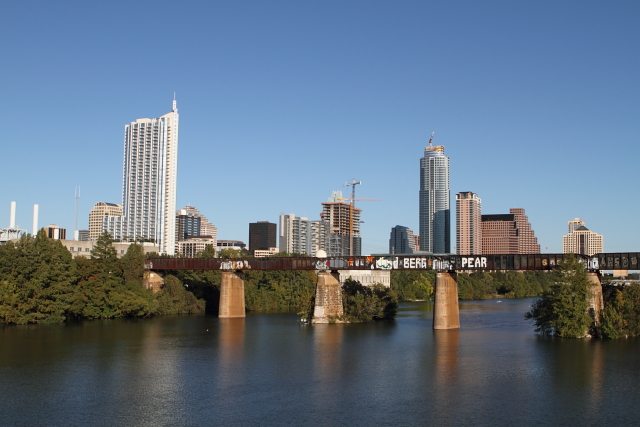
[146, 252, 639, 328]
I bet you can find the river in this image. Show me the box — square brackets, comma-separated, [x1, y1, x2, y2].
[1, 298, 639, 426]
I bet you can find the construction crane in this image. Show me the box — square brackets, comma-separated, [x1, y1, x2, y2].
[340, 179, 380, 256]
[343, 179, 362, 205]
[336, 197, 381, 203]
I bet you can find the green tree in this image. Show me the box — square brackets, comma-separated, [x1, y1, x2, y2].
[156, 275, 205, 315]
[121, 243, 146, 286]
[458, 272, 496, 300]
[341, 279, 398, 322]
[71, 233, 157, 319]
[0, 231, 76, 324]
[525, 254, 593, 337]
[391, 270, 435, 301]
[217, 248, 248, 259]
[601, 284, 640, 338]
[243, 269, 317, 313]
[71, 232, 123, 319]
[90, 232, 121, 279]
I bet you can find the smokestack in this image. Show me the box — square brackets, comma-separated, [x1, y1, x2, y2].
[10, 201, 16, 228]
[32, 204, 39, 235]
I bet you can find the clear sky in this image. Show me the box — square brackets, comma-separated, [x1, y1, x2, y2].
[1, 1, 638, 255]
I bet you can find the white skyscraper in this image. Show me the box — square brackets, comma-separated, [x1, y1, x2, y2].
[105, 99, 179, 254]
[419, 134, 450, 254]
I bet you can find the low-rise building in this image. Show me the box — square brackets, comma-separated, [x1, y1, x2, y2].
[59, 240, 159, 258]
[177, 236, 217, 258]
[216, 240, 247, 253]
[44, 224, 66, 240]
[339, 270, 391, 288]
[254, 248, 280, 258]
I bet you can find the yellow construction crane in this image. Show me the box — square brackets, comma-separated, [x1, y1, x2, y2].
[340, 179, 380, 256]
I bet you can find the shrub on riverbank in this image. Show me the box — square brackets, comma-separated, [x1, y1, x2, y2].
[157, 275, 205, 315]
[243, 270, 318, 313]
[391, 270, 554, 301]
[341, 279, 398, 322]
[391, 270, 434, 301]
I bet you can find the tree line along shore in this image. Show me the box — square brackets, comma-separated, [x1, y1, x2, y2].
[1, 232, 638, 338]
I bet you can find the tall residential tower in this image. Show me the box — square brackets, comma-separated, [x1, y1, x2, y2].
[419, 134, 450, 254]
[456, 192, 482, 255]
[105, 99, 179, 254]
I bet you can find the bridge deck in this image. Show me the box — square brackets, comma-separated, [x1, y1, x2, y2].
[145, 253, 640, 272]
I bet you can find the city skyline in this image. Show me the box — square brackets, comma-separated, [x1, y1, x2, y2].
[1, 2, 639, 254]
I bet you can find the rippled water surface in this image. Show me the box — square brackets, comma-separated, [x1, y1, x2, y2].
[2, 298, 640, 426]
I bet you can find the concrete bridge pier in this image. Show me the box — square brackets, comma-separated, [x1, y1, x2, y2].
[219, 271, 246, 318]
[587, 271, 604, 325]
[312, 271, 344, 323]
[433, 272, 460, 330]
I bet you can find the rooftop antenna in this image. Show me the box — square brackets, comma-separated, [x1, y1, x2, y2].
[74, 186, 80, 241]
[173, 92, 177, 111]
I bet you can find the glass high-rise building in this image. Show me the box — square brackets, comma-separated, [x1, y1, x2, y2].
[389, 225, 416, 254]
[105, 99, 179, 254]
[419, 137, 450, 254]
[249, 221, 277, 254]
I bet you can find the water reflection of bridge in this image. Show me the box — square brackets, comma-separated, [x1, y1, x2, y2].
[146, 253, 640, 329]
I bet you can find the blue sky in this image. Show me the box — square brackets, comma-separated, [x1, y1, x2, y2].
[1, 1, 638, 255]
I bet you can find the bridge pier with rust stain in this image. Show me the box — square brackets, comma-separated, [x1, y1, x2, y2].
[312, 271, 344, 323]
[433, 272, 460, 330]
[587, 271, 604, 326]
[219, 271, 246, 318]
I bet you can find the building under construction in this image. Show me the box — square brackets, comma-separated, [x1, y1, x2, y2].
[320, 191, 361, 256]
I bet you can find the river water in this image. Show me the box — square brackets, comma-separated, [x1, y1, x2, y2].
[1, 298, 639, 426]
